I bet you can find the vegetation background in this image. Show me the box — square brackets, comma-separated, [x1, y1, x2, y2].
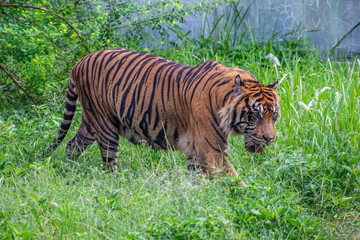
[0, 0, 359, 239]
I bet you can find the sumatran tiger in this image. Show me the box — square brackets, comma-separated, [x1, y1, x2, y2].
[43, 49, 279, 179]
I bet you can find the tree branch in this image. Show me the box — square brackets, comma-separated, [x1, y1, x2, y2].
[101, 17, 160, 32]
[100, 13, 178, 33]
[0, 64, 39, 105]
[0, 3, 90, 53]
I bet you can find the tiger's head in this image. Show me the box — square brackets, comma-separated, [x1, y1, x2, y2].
[219, 74, 280, 153]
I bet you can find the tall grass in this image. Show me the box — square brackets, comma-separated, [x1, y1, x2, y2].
[1, 8, 360, 239]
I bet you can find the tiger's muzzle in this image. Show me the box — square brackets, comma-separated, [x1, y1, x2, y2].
[244, 133, 275, 153]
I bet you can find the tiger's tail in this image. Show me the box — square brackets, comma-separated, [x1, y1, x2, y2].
[40, 77, 78, 158]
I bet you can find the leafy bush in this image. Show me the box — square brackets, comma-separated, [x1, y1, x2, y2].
[0, 0, 220, 105]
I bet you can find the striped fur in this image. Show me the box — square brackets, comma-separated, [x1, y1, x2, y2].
[44, 49, 280, 179]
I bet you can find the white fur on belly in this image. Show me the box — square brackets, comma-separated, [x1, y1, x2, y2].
[176, 131, 194, 157]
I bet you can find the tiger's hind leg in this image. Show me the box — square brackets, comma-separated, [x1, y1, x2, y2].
[79, 110, 120, 173]
[65, 121, 95, 159]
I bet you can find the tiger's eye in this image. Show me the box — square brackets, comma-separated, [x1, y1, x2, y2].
[273, 112, 278, 121]
[252, 111, 260, 119]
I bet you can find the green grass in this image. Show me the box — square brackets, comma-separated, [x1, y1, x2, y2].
[1, 40, 360, 239]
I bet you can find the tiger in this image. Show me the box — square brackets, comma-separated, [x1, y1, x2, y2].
[43, 49, 279, 179]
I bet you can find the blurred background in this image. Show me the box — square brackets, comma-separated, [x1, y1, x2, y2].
[193, 0, 360, 57]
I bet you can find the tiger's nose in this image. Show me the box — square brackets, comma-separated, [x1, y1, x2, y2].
[263, 135, 275, 143]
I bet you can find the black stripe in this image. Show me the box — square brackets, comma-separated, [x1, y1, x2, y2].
[104, 51, 122, 68]
[216, 80, 230, 87]
[97, 138, 118, 152]
[189, 63, 218, 103]
[173, 128, 179, 143]
[204, 137, 222, 153]
[68, 80, 75, 88]
[243, 79, 260, 83]
[222, 90, 233, 106]
[153, 105, 160, 130]
[253, 92, 261, 98]
[60, 121, 71, 131]
[104, 60, 118, 88]
[201, 72, 223, 91]
[68, 86, 76, 96]
[63, 113, 74, 121]
[160, 62, 178, 111]
[102, 156, 115, 163]
[231, 101, 243, 126]
[67, 92, 77, 101]
[254, 97, 264, 102]
[57, 132, 67, 143]
[65, 103, 76, 112]
[210, 121, 227, 144]
[244, 97, 251, 110]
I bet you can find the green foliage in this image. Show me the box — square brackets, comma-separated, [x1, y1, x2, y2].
[0, 0, 219, 105]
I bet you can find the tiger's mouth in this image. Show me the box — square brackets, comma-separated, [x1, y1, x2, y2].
[244, 135, 267, 154]
[245, 143, 265, 153]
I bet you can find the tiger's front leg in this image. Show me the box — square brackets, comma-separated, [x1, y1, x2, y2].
[192, 132, 238, 179]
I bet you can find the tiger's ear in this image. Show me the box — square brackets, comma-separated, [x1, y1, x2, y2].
[267, 81, 279, 90]
[234, 75, 249, 97]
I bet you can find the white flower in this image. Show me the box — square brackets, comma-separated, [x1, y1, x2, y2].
[266, 53, 281, 67]
[299, 87, 331, 111]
